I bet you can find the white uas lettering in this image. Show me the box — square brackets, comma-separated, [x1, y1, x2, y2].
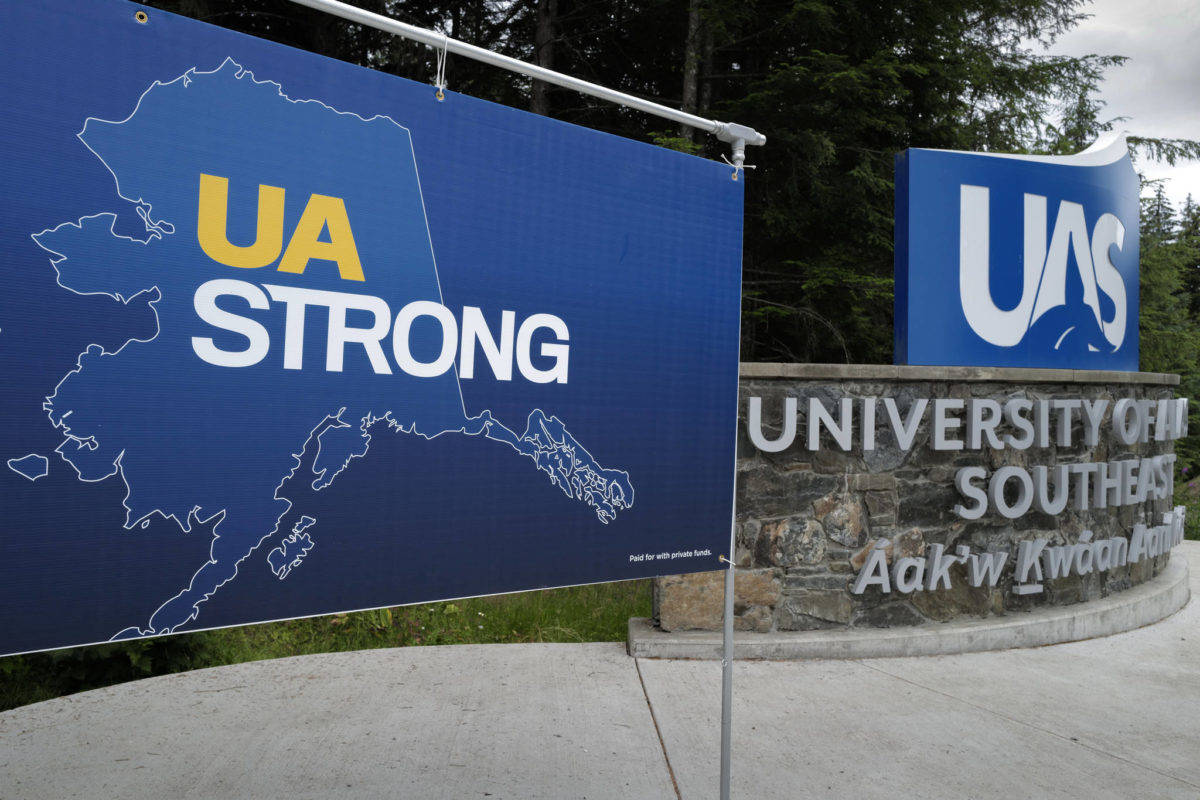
[959, 185, 1126, 350]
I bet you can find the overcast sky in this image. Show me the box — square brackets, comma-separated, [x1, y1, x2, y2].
[1041, 0, 1200, 208]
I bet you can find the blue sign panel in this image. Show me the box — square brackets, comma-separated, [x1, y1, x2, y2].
[0, 0, 743, 656]
[895, 140, 1139, 370]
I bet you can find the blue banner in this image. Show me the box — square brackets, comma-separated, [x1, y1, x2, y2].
[0, 0, 743, 656]
[895, 140, 1139, 370]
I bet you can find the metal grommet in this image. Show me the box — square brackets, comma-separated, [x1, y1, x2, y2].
[135, 10, 149, 23]
[435, 88, 445, 101]
[731, 171, 738, 182]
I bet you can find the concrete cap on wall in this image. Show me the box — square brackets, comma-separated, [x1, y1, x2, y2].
[739, 362, 1181, 386]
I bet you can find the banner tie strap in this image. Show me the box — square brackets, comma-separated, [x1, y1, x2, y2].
[721, 151, 755, 181]
[434, 33, 449, 101]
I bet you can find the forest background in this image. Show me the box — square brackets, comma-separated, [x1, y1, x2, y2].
[3, 0, 1199, 708]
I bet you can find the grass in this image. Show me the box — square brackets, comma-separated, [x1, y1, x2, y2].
[1183, 479, 1200, 540]
[0, 579, 651, 712]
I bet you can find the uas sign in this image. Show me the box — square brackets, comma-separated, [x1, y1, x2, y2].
[894, 138, 1140, 371]
[0, 0, 743, 656]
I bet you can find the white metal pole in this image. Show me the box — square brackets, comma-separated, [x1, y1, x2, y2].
[720, 551, 735, 799]
[283, 0, 766, 154]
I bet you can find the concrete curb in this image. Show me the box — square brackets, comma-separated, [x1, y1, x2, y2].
[628, 556, 1190, 660]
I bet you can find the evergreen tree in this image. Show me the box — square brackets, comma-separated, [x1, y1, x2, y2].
[1138, 186, 1200, 472]
[1179, 194, 1200, 318]
[707, 0, 1126, 362]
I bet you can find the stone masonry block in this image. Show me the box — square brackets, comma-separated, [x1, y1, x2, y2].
[655, 568, 781, 632]
[849, 473, 895, 492]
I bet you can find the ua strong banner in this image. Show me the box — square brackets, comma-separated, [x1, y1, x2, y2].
[0, 0, 743, 656]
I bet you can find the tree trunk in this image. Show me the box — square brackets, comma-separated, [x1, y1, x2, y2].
[532, 0, 557, 116]
[699, 27, 714, 117]
[679, 0, 702, 140]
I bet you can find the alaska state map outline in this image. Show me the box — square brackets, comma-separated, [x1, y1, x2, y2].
[12, 59, 634, 640]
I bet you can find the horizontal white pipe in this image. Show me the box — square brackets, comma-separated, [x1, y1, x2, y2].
[284, 0, 766, 147]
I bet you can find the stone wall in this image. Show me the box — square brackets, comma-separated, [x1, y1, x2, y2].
[653, 363, 1181, 632]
